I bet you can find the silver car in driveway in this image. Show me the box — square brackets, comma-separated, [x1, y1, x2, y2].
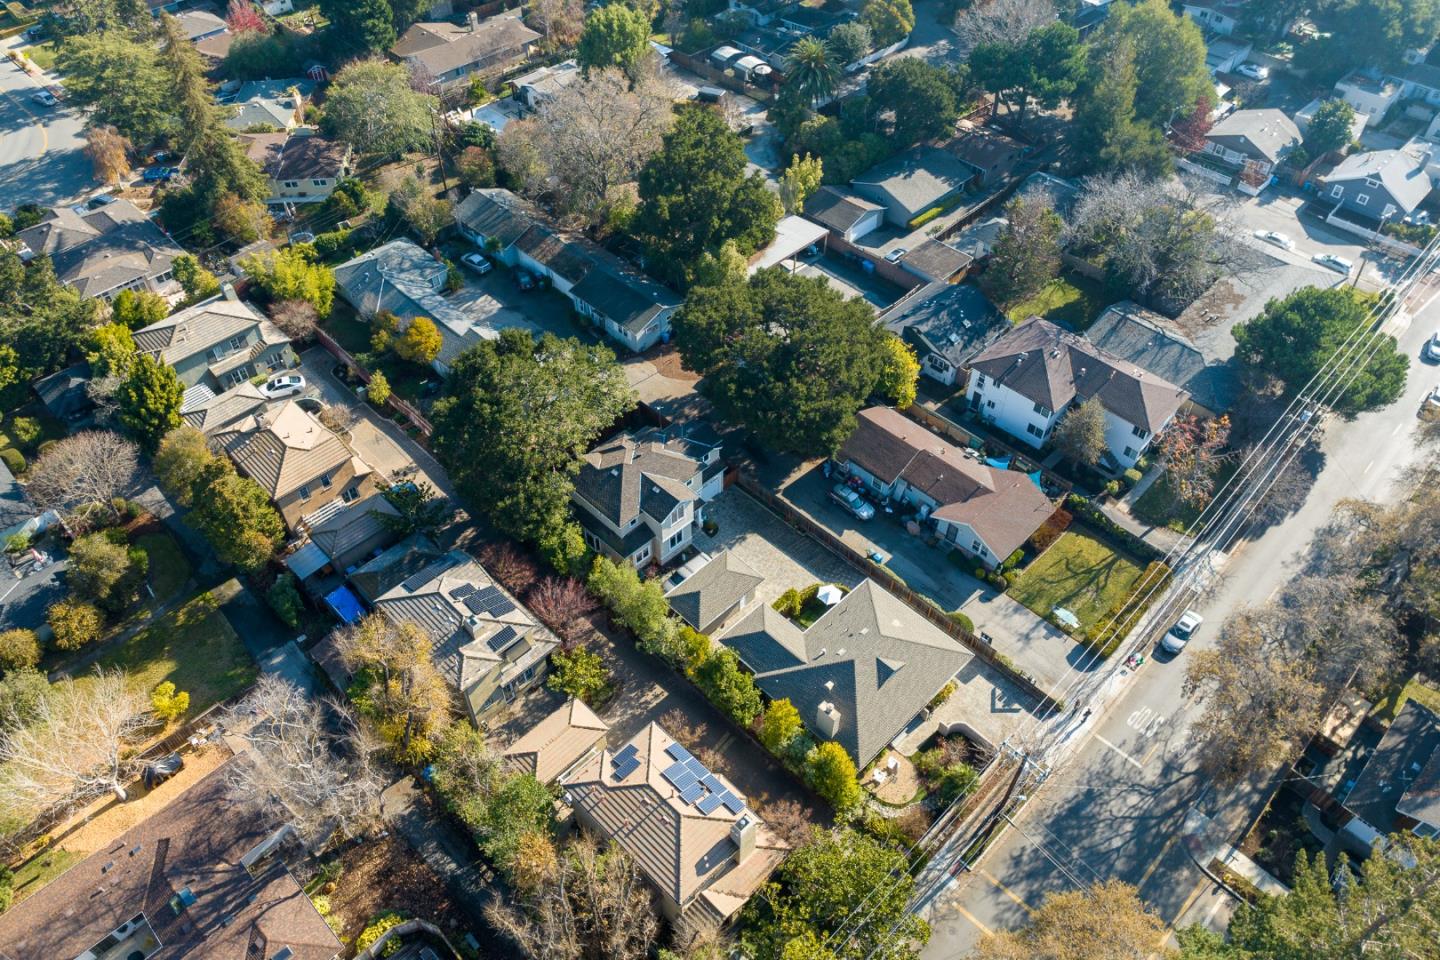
[829, 483, 875, 520]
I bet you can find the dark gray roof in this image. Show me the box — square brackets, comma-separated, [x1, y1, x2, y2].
[884, 282, 1008, 369]
[1086, 302, 1239, 413]
[852, 146, 976, 215]
[900, 240, 972, 281]
[1346, 700, 1440, 833]
[33, 362, 94, 419]
[718, 580, 971, 766]
[391, 15, 539, 76]
[348, 533, 446, 603]
[575, 505, 654, 557]
[969, 317, 1189, 433]
[0, 459, 35, 532]
[1206, 109, 1301, 164]
[15, 200, 184, 298]
[1013, 172, 1081, 216]
[803, 186, 884, 233]
[664, 551, 763, 632]
[454, 188, 544, 248]
[574, 428, 703, 528]
[309, 493, 401, 563]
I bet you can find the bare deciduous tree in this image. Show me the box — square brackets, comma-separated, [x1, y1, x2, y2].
[476, 540, 542, 595]
[486, 836, 660, 960]
[658, 707, 708, 750]
[84, 124, 134, 185]
[270, 299, 319, 340]
[953, 0, 1055, 48]
[496, 66, 675, 225]
[224, 675, 385, 846]
[528, 0, 585, 46]
[25, 431, 140, 527]
[0, 669, 151, 813]
[1066, 172, 1255, 313]
[754, 795, 814, 848]
[526, 576, 597, 645]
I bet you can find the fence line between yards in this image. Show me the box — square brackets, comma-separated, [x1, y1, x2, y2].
[732, 474, 1062, 714]
[312, 328, 435, 437]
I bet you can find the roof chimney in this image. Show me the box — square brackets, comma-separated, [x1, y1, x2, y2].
[815, 701, 842, 739]
[467, 10, 479, 30]
[222, 282, 239, 302]
[731, 814, 757, 863]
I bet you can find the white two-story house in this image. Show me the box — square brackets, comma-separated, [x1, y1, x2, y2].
[965, 317, 1189, 471]
[572, 427, 725, 568]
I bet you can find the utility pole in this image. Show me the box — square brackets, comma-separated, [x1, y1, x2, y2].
[429, 108, 452, 196]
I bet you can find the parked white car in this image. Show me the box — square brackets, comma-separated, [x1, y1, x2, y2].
[260, 373, 306, 399]
[461, 252, 493, 275]
[1161, 610, 1204, 654]
[885, 247, 908, 264]
[1236, 63, 1269, 80]
[1254, 230, 1294, 251]
[31, 90, 58, 107]
[1312, 253, 1353, 274]
[1424, 333, 1440, 363]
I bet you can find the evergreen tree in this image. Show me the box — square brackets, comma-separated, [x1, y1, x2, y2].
[319, 0, 398, 52]
[116, 355, 183, 453]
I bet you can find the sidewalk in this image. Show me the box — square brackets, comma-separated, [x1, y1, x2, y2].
[1096, 490, 1191, 556]
[1183, 807, 1289, 897]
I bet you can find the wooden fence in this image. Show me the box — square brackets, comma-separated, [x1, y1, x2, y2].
[734, 474, 1062, 711]
[313, 328, 435, 437]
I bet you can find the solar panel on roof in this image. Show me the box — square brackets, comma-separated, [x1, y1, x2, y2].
[465, 585, 504, 614]
[720, 791, 745, 814]
[615, 743, 639, 763]
[490, 599, 516, 617]
[685, 756, 709, 778]
[662, 759, 688, 781]
[679, 782, 705, 804]
[612, 756, 640, 780]
[449, 583, 476, 600]
[696, 792, 724, 815]
[663, 764, 698, 791]
[401, 566, 440, 593]
[701, 773, 725, 793]
[665, 742, 693, 762]
[486, 625, 518, 652]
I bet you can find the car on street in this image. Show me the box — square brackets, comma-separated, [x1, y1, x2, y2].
[1254, 230, 1294, 251]
[829, 483, 876, 520]
[259, 373, 306, 399]
[142, 166, 176, 183]
[1424, 334, 1440, 363]
[461, 252, 493, 275]
[885, 247, 908, 263]
[1160, 610, 1203, 654]
[30, 90, 58, 108]
[1236, 63, 1269, 80]
[1313, 252, 1353, 274]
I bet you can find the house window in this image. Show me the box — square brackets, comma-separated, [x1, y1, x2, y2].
[342, 484, 359, 502]
[634, 545, 651, 563]
[1026, 423, 1044, 438]
[1331, 184, 1343, 198]
[298, 483, 312, 501]
[312, 179, 327, 187]
[229, 335, 245, 351]
[1364, 178, 1380, 188]
[283, 180, 300, 188]
[986, 400, 996, 409]
[1355, 193, 1369, 206]
[319, 471, 333, 488]
[1032, 401, 1049, 417]
[667, 530, 684, 548]
[224, 367, 251, 387]
[1123, 446, 1137, 459]
[974, 374, 987, 389]
[970, 539, 984, 553]
[1131, 425, 1148, 439]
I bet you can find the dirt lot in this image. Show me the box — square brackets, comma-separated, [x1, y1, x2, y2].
[325, 833, 466, 945]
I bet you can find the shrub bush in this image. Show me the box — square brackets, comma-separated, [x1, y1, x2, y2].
[0, 448, 25, 474]
[0, 628, 40, 671]
[1028, 507, 1072, 554]
[773, 587, 803, 618]
[987, 571, 1008, 590]
[266, 573, 303, 629]
[48, 598, 104, 650]
[9, 417, 40, 449]
[356, 912, 406, 956]
[948, 610, 974, 632]
[1122, 468, 1143, 488]
[1103, 479, 1121, 496]
[311, 228, 353, 260]
[311, 894, 332, 915]
[1001, 549, 1024, 572]
[928, 679, 957, 710]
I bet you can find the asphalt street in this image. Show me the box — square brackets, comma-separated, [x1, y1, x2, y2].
[918, 272, 1440, 957]
[0, 44, 91, 209]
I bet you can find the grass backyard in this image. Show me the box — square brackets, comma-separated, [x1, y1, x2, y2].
[1371, 675, 1440, 724]
[1008, 529, 1146, 632]
[1131, 461, 1240, 532]
[76, 580, 256, 716]
[1005, 274, 1108, 331]
[7, 847, 82, 907]
[135, 530, 191, 602]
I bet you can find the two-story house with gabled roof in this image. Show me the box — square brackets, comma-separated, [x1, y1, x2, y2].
[14, 199, 185, 302]
[212, 400, 374, 532]
[572, 426, 725, 568]
[371, 550, 558, 721]
[132, 296, 295, 391]
[965, 316, 1189, 471]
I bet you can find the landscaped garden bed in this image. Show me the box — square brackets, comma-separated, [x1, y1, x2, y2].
[1238, 787, 1324, 887]
[311, 832, 468, 950]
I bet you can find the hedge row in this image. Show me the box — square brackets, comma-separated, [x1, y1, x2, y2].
[1082, 559, 1172, 658]
[1064, 494, 1163, 564]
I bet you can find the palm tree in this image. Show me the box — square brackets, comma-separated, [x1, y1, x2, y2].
[786, 37, 838, 106]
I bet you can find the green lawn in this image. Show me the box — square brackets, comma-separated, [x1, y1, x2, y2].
[1371, 676, 1440, 725]
[77, 580, 257, 716]
[19, 42, 56, 72]
[1008, 529, 1146, 632]
[8, 848, 83, 907]
[1131, 461, 1240, 532]
[135, 530, 191, 602]
[1005, 274, 1108, 331]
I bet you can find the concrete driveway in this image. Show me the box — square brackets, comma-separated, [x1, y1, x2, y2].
[957, 591, 1088, 694]
[453, 264, 593, 343]
[0, 41, 92, 207]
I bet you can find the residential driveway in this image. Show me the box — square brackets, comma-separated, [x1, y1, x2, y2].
[0, 542, 65, 634]
[452, 266, 592, 343]
[299, 346, 459, 501]
[692, 486, 861, 606]
[218, 582, 317, 694]
[956, 591, 1084, 694]
[621, 344, 705, 421]
[380, 777, 497, 932]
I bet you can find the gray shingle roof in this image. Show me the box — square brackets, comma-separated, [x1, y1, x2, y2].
[900, 240, 972, 281]
[1327, 148, 1435, 213]
[852, 146, 976, 216]
[392, 15, 539, 76]
[883, 281, 1007, 369]
[1205, 108, 1301, 164]
[803, 186, 884, 234]
[308, 492, 400, 562]
[1086, 302, 1238, 413]
[969, 317, 1189, 434]
[132, 299, 285, 370]
[664, 550, 764, 632]
[1346, 700, 1440, 834]
[574, 428, 703, 528]
[349, 533, 446, 603]
[719, 580, 972, 765]
[15, 200, 184, 298]
[180, 380, 269, 434]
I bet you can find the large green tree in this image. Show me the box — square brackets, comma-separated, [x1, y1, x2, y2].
[786, 37, 839, 106]
[1093, 0, 1210, 128]
[860, 0, 915, 46]
[1233, 286, 1408, 415]
[319, 0, 398, 52]
[673, 269, 895, 456]
[322, 60, 438, 156]
[742, 827, 930, 960]
[1314, 0, 1440, 72]
[57, 33, 174, 144]
[970, 22, 1084, 128]
[116, 354, 183, 453]
[189, 459, 286, 571]
[1304, 98, 1357, 158]
[1070, 40, 1171, 177]
[865, 57, 963, 146]
[631, 105, 781, 287]
[576, 3, 651, 77]
[981, 196, 1062, 307]
[0, 253, 100, 380]
[431, 330, 634, 572]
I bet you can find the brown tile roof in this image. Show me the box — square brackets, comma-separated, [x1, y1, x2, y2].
[503, 698, 609, 783]
[968, 317, 1188, 433]
[0, 757, 341, 960]
[217, 400, 366, 498]
[560, 723, 787, 920]
[392, 15, 539, 76]
[132, 299, 286, 369]
[839, 407, 1054, 560]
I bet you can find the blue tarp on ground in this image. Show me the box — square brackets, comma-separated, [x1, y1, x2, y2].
[985, 455, 1012, 469]
[1029, 470, 1044, 490]
[325, 585, 366, 624]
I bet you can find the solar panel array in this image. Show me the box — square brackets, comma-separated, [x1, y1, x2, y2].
[464, 585, 510, 615]
[400, 560, 451, 593]
[486, 625, 518, 653]
[611, 743, 640, 780]
[449, 583, 476, 600]
[659, 748, 745, 816]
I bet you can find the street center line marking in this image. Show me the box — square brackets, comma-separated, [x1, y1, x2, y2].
[1136, 832, 1182, 889]
[1363, 459, 1375, 475]
[1394, 422, 1407, 436]
[952, 902, 993, 936]
[1203, 893, 1227, 927]
[1095, 734, 1143, 770]
[978, 868, 1033, 914]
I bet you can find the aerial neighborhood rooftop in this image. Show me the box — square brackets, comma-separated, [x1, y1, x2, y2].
[0, 0, 1437, 957]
